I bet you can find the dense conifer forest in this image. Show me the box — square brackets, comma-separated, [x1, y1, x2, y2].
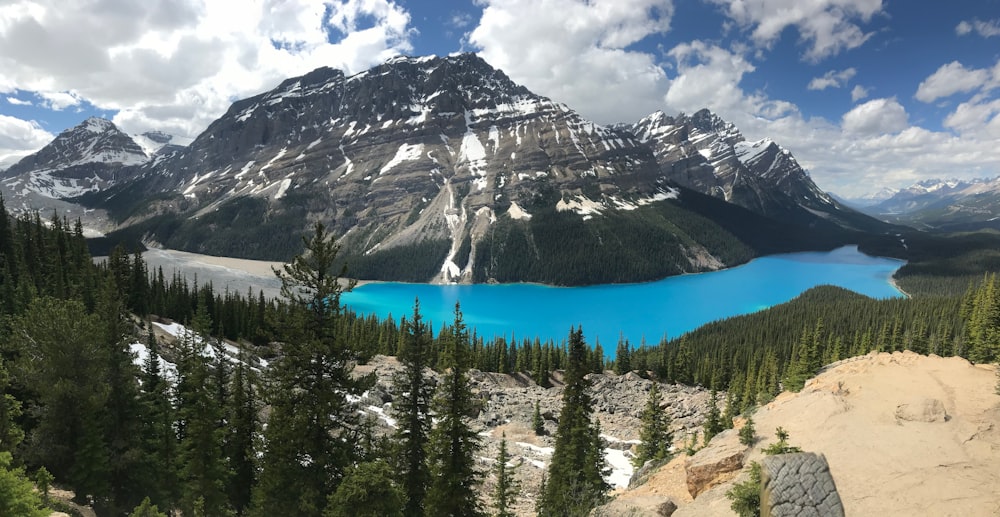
[1, 194, 999, 515]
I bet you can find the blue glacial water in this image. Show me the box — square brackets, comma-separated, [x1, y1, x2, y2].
[341, 245, 905, 349]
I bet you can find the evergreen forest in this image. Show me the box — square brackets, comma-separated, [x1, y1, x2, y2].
[1, 194, 999, 516]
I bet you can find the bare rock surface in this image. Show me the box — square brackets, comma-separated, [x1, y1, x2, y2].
[622, 352, 1000, 516]
[760, 452, 844, 517]
[354, 356, 717, 515]
[683, 430, 747, 498]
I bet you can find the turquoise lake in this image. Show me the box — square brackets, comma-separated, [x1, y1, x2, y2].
[341, 245, 905, 349]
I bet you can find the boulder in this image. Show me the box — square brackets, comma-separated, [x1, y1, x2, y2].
[894, 397, 949, 423]
[684, 429, 747, 498]
[760, 452, 844, 517]
[592, 495, 678, 516]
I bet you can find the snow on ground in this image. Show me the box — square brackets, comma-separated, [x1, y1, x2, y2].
[604, 448, 635, 489]
[506, 201, 532, 220]
[274, 178, 292, 199]
[365, 404, 397, 428]
[129, 342, 179, 383]
[556, 195, 604, 217]
[152, 320, 264, 369]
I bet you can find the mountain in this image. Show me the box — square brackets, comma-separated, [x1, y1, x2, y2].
[1, 117, 150, 200]
[835, 187, 899, 208]
[71, 54, 887, 284]
[631, 109, 888, 233]
[863, 177, 1000, 231]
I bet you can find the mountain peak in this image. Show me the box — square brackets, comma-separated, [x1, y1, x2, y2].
[80, 117, 117, 134]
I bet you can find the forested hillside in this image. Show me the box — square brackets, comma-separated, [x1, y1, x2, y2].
[2, 195, 998, 516]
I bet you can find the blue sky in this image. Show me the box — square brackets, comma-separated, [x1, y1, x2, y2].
[1, 0, 999, 196]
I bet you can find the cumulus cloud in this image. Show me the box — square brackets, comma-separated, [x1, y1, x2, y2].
[851, 84, 869, 101]
[943, 98, 1000, 137]
[915, 61, 994, 103]
[956, 18, 1000, 38]
[841, 97, 908, 135]
[469, 0, 673, 125]
[0, 114, 54, 167]
[5, 96, 31, 106]
[707, 0, 885, 62]
[37, 91, 83, 111]
[807, 68, 857, 90]
[0, 0, 415, 137]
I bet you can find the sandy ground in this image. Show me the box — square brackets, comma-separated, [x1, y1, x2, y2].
[130, 248, 287, 299]
[629, 351, 1000, 516]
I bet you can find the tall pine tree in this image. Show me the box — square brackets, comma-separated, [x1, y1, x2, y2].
[253, 223, 372, 517]
[391, 300, 435, 517]
[537, 326, 608, 516]
[633, 382, 673, 468]
[424, 303, 483, 517]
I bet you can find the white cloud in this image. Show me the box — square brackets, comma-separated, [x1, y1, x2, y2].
[851, 84, 869, 101]
[956, 18, 1000, 38]
[0, 0, 414, 137]
[807, 68, 857, 90]
[5, 96, 31, 106]
[707, 0, 885, 62]
[915, 61, 994, 103]
[663, 40, 799, 119]
[0, 114, 54, 166]
[841, 97, 908, 135]
[469, 0, 673, 125]
[37, 90, 83, 111]
[943, 98, 1000, 137]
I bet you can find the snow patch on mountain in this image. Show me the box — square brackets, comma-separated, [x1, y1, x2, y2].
[380, 143, 424, 175]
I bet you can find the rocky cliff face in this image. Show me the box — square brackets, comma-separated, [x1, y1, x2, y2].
[56, 54, 890, 283]
[1, 117, 148, 199]
[631, 109, 882, 233]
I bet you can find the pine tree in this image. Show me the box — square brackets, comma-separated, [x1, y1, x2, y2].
[0, 452, 50, 517]
[11, 297, 110, 501]
[425, 303, 483, 517]
[702, 389, 723, 445]
[532, 401, 545, 436]
[614, 336, 631, 375]
[138, 323, 179, 511]
[392, 300, 434, 517]
[491, 433, 521, 517]
[94, 278, 148, 516]
[537, 326, 608, 516]
[0, 357, 24, 454]
[325, 460, 404, 517]
[227, 349, 259, 516]
[253, 223, 372, 517]
[632, 383, 673, 468]
[129, 497, 169, 517]
[738, 416, 756, 446]
[175, 319, 231, 517]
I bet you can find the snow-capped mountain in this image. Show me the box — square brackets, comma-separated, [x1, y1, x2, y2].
[131, 131, 193, 158]
[865, 177, 1000, 230]
[630, 109, 882, 232]
[71, 54, 887, 283]
[835, 187, 900, 208]
[2, 118, 154, 200]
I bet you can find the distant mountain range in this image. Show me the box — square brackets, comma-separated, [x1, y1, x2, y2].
[842, 178, 1000, 231]
[2, 53, 894, 284]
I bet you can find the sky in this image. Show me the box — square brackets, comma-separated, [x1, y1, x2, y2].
[1, 0, 999, 197]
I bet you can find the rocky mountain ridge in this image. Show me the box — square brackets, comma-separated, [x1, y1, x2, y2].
[11, 53, 889, 284]
[858, 176, 1000, 231]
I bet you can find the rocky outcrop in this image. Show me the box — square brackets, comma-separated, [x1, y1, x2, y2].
[894, 397, 950, 423]
[760, 452, 844, 517]
[684, 429, 747, 498]
[592, 495, 678, 516]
